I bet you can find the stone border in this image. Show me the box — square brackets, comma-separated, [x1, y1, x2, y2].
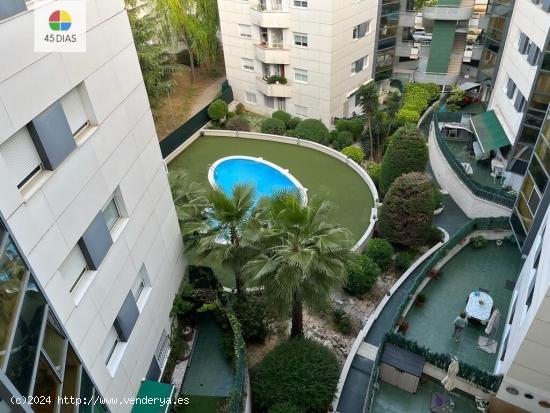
[332, 228, 450, 410]
[201, 129, 380, 252]
[207, 155, 309, 204]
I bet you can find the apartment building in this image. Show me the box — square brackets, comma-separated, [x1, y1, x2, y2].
[218, 0, 379, 124]
[0, 1, 184, 411]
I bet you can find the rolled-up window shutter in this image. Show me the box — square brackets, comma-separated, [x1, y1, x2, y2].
[60, 88, 88, 135]
[518, 33, 529, 55]
[0, 127, 42, 188]
[358, 22, 367, 38]
[527, 44, 540, 66]
[59, 246, 88, 292]
[543, 0, 550, 12]
[506, 79, 516, 99]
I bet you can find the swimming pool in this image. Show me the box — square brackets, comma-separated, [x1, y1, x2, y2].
[208, 156, 307, 203]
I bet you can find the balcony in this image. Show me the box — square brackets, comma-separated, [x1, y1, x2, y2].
[422, 5, 473, 20]
[255, 43, 291, 64]
[255, 76, 292, 98]
[250, 4, 290, 28]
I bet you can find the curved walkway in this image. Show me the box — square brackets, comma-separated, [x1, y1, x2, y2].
[336, 194, 468, 413]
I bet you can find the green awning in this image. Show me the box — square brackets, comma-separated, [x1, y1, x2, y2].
[426, 21, 456, 73]
[132, 381, 175, 413]
[470, 110, 510, 153]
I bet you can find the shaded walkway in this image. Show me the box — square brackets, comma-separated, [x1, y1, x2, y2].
[336, 196, 469, 413]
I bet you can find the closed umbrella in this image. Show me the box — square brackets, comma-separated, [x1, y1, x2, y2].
[441, 358, 459, 392]
[485, 308, 500, 336]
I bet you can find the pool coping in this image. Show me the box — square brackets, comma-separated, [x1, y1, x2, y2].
[199, 129, 380, 252]
[207, 155, 309, 205]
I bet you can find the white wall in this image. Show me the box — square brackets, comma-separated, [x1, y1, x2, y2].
[495, 208, 550, 413]
[0, 1, 184, 410]
[489, 0, 550, 145]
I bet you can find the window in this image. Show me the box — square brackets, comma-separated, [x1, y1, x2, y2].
[294, 32, 308, 47]
[351, 56, 369, 74]
[518, 32, 529, 55]
[245, 92, 257, 104]
[59, 246, 88, 293]
[238, 24, 251, 39]
[294, 68, 308, 83]
[355, 93, 361, 107]
[353, 21, 370, 39]
[526, 271, 536, 310]
[0, 127, 43, 189]
[293, 0, 307, 6]
[103, 327, 121, 365]
[295, 105, 307, 117]
[102, 198, 120, 231]
[527, 41, 541, 66]
[506, 78, 516, 99]
[264, 95, 275, 108]
[514, 92, 526, 112]
[155, 330, 170, 370]
[131, 265, 151, 311]
[241, 58, 255, 71]
[60, 87, 88, 136]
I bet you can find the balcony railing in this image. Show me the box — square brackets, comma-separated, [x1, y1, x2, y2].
[422, 5, 473, 20]
[433, 111, 516, 208]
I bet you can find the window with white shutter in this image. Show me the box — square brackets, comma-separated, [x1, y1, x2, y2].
[0, 127, 43, 189]
[60, 87, 88, 135]
[59, 245, 88, 292]
[155, 330, 170, 370]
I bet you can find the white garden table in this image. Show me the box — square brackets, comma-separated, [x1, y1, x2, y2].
[466, 291, 493, 324]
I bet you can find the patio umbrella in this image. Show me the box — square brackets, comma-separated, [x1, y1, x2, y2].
[441, 358, 459, 392]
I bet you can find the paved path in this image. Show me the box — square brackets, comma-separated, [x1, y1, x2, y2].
[187, 75, 227, 120]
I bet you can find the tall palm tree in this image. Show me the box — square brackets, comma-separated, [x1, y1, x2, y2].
[243, 193, 352, 338]
[384, 91, 402, 141]
[358, 82, 380, 160]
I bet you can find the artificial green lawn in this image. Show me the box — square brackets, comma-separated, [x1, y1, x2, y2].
[169, 135, 375, 286]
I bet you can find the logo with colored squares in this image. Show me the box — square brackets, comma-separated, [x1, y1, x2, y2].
[48, 10, 72, 31]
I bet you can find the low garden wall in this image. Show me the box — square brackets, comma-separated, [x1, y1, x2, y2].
[200, 129, 380, 252]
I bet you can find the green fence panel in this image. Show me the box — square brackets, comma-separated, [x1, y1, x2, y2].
[160, 84, 234, 159]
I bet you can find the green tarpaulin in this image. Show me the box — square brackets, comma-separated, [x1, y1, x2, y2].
[426, 21, 456, 73]
[470, 110, 510, 153]
[132, 381, 175, 413]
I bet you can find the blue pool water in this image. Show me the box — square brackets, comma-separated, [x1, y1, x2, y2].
[213, 158, 299, 200]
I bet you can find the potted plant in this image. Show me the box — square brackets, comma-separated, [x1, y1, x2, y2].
[396, 318, 409, 334]
[182, 325, 193, 341]
[415, 294, 426, 307]
[429, 268, 441, 279]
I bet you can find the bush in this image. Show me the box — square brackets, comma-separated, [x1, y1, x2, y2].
[261, 118, 286, 135]
[285, 129, 297, 137]
[220, 332, 235, 363]
[335, 118, 350, 132]
[232, 295, 272, 344]
[269, 403, 303, 413]
[379, 125, 428, 194]
[225, 115, 250, 131]
[252, 339, 339, 412]
[207, 99, 228, 122]
[272, 110, 292, 126]
[226, 111, 236, 120]
[378, 172, 435, 247]
[366, 162, 381, 187]
[471, 235, 488, 249]
[294, 119, 329, 143]
[342, 146, 365, 163]
[396, 82, 440, 126]
[396, 108, 420, 125]
[433, 183, 443, 209]
[395, 251, 415, 271]
[334, 131, 354, 150]
[348, 118, 365, 140]
[332, 308, 352, 335]
[235, 102, 245, 114]
[266, 75, 287, 84]
[287, 117, 301, 130]
[365, 238, 394, 270]
[345, 255, 381, 297]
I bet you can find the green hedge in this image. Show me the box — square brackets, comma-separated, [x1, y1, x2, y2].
[294, 119, 329, 143]
[261, 118, 286, 135]
[396, 83, 440, 126]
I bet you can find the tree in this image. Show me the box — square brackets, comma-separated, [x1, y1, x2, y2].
[378, 172, 435, 247]
[357, 82, 380, 160]
[207, 99, 228, 122]
[385, 91, 402, 140]
[125, 0, 181, 106]
[261, 118, 286, 135]
[156, 0, 220, 81]
[342, 146, 365, 164]
[345, 255, 381, 297]
[379, 126, 428, 194]
[244, 193, 352, 338]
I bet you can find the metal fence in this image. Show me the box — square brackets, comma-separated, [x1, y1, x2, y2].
[159, 80, 234, 159]
[432, 111, 516, 209]
[363, 217, 511, 411]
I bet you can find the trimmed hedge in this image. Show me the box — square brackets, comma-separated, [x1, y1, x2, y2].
[261, 118, 286, 135]
[335, 119, 350, 132]
[341, 146, 365, 163]
[378, 172, 435, 247]
[366, 162, 381, 188]
[207, 99, 229, 122]
[365, 238, 394, 270]
[333, 131, 354, 150]
[379, 126, 428, 194]
[294, 119, 329, 143]
[272, 110, 292, 126]
[251, 339, 339, 412]
[396, 82, 440, 126]
[345, 255, 381, 297]
[287, 117, 302, 130]
[348, 118, 365, 140]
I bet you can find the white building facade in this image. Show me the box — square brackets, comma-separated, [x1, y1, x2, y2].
[0, 0, 184, 411]
[218, 0, 379, 124]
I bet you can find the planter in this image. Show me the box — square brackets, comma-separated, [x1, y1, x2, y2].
[429, 269, 440, 279]
[183, 326, 193, 341]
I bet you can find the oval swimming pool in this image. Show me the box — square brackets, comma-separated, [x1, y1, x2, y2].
[208, 156, 307, 203]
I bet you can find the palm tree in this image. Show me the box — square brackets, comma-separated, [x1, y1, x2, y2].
[243, 193, 352, 338]
[385, 91, 402, 141]
[191, 184, 261, 294]
[358, 82, 380, 160]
